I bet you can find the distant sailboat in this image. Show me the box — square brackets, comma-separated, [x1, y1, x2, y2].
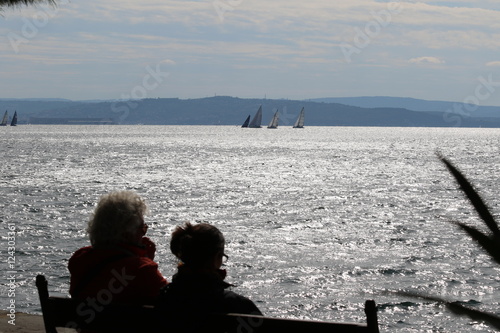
[10, 111, 17, 126]
[248, 106, 262, 128]
[293, 107, 305, 128]
[241, 115, 251, 128]
[267, 109, 279, 129]
[0, 111, 8, 126]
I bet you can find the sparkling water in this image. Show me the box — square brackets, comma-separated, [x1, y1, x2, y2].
[1, 125, 499, 332]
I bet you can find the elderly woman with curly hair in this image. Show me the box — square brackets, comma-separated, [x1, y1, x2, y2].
[68, 191, 167, 305]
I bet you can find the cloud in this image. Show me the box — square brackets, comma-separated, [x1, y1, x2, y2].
[397, 2, 500, 28]
[2, 0, 500, 103]
[408, 56, 445, 65]
[160, 59, 176, 65]
[405, 30, 500, 50]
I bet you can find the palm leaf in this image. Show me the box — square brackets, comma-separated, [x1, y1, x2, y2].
[396, 291, 500, 330]
[438, 154, 500, 237]
[454, 221, 500, 265]
[394, 155, 500, 330]
[0, 0, 55, 8]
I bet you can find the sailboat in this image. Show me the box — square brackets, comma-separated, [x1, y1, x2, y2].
[292, 107, 305, 128]
[0, 111, 8, 126]
[248, 106, 262, 128]
[10, 111, 17, 126]
[241, 115, 251, 128]
[267, 109, 279, 129]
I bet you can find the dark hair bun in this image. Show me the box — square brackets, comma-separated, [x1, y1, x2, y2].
[170, 222, 224, 267]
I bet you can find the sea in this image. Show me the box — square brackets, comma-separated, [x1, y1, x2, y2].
[1, 125, 499, 332]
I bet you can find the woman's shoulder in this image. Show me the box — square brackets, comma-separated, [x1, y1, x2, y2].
[70, 245, 92, 256]
[222, 290, 263, 315]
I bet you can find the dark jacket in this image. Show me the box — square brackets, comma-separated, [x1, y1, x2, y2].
[157, 266, 262, 316]
[68, 243, 167, 305]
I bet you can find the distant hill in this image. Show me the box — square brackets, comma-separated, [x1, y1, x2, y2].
[1, 96, 500, 127]
[310, 96, 500, 118]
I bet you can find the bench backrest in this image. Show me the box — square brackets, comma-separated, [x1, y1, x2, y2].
[36, 275, 379, 333]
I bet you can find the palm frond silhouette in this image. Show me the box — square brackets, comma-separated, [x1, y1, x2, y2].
[396, 154, 500, 330]
[438, 154, 500, 265]
[0, 0, 55, 9]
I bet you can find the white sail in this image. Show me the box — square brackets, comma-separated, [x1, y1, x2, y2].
[293, 107, 305, 128]
[248, 106, 262, 128]
[0, 111, 8, 126]
[267, 109, 279, 128]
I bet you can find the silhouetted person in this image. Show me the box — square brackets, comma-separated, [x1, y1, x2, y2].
[68, 191, 167, 305]
[157, 222, 262, 315]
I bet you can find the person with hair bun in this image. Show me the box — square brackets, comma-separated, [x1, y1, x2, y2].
[157, 222, 261, 315]
[68, 191, 167, 305]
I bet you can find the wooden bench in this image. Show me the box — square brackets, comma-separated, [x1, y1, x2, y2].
[36, 274, 380, 333]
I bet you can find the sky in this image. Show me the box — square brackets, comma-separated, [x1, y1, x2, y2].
[2, 0, 500, 105]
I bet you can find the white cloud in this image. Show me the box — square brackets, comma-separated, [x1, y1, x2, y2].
[160, 59, 176, 65]
[486, 61, 500, 67]
[408, 56, 445, 65]
[396, 2, 500, 28]
[405, 30, 500, 50]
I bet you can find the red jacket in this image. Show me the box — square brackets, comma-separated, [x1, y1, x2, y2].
[68, 242, 167, 305]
